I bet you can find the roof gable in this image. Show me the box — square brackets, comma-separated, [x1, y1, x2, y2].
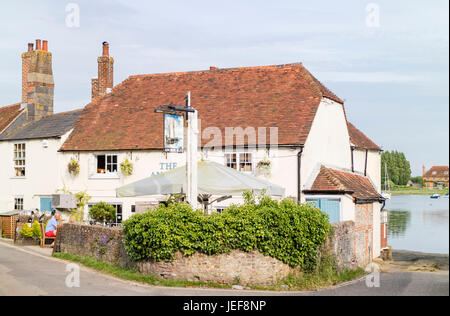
[307, 166, 382, 201]
[424, 166, 449, 178]
[347, 122, 381, 151]
[61, 63, 343, 151]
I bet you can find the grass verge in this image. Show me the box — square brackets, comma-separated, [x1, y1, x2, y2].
[53, 252, 232, 289]
[391, 186, 449, 196]
[53, 252, 365, 291]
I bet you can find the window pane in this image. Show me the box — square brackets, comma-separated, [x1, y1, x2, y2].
[97, 155, 106, 172]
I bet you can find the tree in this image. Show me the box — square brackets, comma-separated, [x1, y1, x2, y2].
[410, 176, 424, 185]
[89, 202, 117, 224]
[381, 150, 411, 187]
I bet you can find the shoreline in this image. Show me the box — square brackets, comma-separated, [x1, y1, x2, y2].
[377, 249, 449, 273]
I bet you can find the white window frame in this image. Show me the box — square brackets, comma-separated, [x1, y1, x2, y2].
[224, 151, 254, 173]
[13, 142, 26, 178]
[96, 154, 118, 174]
[14, 196, 24, 211]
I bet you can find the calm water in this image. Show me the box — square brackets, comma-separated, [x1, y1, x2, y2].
[385, 195, 449, 254]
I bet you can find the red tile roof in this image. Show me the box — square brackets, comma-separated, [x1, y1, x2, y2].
[423, 166, 449, 178]
[0, 103, 22, 134]
[347, 122, 381, 151]
[61, 63, 344, 151]
[306, 166, 383, 201]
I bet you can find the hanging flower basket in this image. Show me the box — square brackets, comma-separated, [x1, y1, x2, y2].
[68, 159, 80, 176]
[256, 158, 272, 176]
[120, 159, 134, 176]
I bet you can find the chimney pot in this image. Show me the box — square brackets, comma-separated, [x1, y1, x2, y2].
[102, 41, 109, 56]
[36, 39, 42, 50]
[42, 40, 48, 52]
[28, 43, 34, 52]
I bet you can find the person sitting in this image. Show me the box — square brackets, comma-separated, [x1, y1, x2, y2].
[45, 213, 62, 238]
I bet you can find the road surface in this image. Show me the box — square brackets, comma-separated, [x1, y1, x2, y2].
[0, 241, 448, 296]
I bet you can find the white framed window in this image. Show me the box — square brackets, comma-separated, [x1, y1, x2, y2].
[225, 152, 253, 172]
[96, 154, 118, 174]
[13, 143, 26, 177]
[14, 197, 24, 211]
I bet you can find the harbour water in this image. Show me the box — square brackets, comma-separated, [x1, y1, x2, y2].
[385, 195, 449, 254]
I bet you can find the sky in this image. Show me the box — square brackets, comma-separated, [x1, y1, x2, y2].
[0, 0, 448, 176]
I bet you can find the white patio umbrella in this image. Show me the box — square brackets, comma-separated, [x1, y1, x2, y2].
[116, 160, 285, 197]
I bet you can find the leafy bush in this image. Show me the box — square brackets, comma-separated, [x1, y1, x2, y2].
[31, 221, 41, 238]
[122, 194, 331, 271]
[89, 202, 117, 224]
[20, 224, 33, 238]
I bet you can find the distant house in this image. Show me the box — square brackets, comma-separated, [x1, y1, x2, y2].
[422, 166, 449, 189]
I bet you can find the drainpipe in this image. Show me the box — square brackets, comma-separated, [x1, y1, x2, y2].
[351, 145, 355, 172]
[364, 149, 368, 176]
[297, 146, 304, 204]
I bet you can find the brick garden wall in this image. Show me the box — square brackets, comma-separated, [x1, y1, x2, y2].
[354, 203, 374, 267]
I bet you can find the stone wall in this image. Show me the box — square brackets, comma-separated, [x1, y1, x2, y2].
[58, 221, 363, 285]
[58, 224, 134, 269]
[138, 250, 295, 286]
[327, 221, 357, 271]
[58, 224, 295, 285]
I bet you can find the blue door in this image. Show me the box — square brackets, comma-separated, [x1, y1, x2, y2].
[306, 198, 341, 223]
[40, 198, 52, 212]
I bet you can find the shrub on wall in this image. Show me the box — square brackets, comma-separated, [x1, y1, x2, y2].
[122, 194, 331, 271]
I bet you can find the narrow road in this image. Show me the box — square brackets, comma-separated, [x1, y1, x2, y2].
[0, 242, 448, 296]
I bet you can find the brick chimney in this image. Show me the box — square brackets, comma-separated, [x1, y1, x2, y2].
[21, 39, 54, 121]
[92, 42, 114, 100]
[422, 165, 426, 177]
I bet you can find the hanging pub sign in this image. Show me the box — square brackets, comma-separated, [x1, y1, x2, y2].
[164, 114, 184, 153]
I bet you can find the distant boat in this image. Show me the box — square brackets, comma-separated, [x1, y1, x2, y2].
[430, 194, 441, 199]
[381, 163, 391, 200]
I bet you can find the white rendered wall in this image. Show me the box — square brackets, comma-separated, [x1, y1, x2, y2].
[301, 98, 352, 202]
[353, 149, 382, 193]
[0, 136, 65, 212]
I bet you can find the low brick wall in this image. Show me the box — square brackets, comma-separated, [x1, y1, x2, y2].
[58, 222, 361, 285]
[138, 250, 295, 285]
[58, 224, 134, 269]
[58, 224, 295, 285]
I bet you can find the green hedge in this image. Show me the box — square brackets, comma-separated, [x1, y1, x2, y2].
[122, 196, 331, 271]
